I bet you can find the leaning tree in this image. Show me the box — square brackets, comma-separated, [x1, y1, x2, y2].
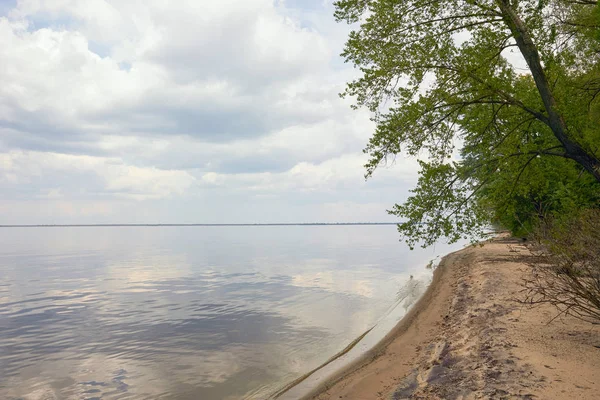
[335, 0, 600, 247]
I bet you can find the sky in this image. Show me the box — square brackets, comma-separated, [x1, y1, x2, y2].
[0, 0, 421, 224]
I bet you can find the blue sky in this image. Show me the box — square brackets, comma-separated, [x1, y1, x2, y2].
[0, 0, 419, 224]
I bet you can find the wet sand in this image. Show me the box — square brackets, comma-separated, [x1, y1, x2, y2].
[298, 234, 600, 399]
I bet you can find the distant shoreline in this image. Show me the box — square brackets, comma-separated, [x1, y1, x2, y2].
[0, 223, 398, 228]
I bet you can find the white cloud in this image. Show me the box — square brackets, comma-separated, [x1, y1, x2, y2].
[197, 153, 366, 193]
[0, 151, 195, 200]
[0, 0, 420, 223]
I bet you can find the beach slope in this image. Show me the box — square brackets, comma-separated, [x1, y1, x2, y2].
[307, 235, 600, 399]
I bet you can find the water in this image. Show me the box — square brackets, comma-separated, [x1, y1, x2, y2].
[0, 226, 465, 399]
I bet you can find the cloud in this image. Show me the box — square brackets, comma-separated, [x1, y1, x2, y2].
[0, 151, 195, 200]
[196, 153, 369, 194]
[0, 0, 420, 223]
[0, 1, 333, 146]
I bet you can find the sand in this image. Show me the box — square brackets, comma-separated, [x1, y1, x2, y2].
[301, 234, 600, 399]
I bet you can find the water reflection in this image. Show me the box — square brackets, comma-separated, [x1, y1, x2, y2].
[0, 226, 465, 399]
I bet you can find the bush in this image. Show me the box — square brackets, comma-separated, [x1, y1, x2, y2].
[522, 209, 600, 323]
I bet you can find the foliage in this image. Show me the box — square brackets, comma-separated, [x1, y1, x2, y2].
[334, 0, 600, 248]
[482, 154, 600, 236]
[522, 209, 600, 323]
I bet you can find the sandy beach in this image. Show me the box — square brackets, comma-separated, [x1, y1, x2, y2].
[297, 234, 600, 399]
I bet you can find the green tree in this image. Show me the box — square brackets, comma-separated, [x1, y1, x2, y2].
[335, 0, 600, 247]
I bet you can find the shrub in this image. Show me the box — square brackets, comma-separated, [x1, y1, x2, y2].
[522, 209, 600, 323]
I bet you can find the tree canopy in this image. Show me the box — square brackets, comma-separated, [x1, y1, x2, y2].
[335, 0, 600, 248]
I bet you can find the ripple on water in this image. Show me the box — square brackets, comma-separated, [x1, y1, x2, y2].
[0, 226, 467, 399]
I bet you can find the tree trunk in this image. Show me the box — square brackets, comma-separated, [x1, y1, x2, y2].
[497, 0, 600, 182]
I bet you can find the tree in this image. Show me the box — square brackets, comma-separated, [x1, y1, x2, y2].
[335, 0, 600, 247]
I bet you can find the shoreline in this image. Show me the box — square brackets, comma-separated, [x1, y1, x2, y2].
[274, 240, 471, 399]
[272, 327, 374, 398]
[282, 234, 600, 399]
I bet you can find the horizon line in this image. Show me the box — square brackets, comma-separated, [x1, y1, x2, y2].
[0, 222, 399, 228]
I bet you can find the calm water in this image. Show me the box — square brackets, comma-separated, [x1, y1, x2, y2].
[0, 226, 464, 399]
